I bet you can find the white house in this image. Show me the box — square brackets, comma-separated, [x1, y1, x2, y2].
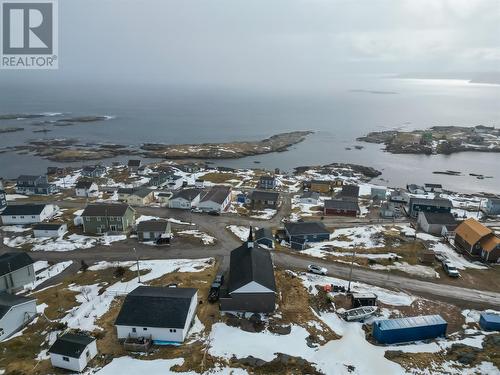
[198, 186, 232, 212]
[0, 204, 58, 225]
[49, 332, 97, 372]
[33, 223, 68, 238]
[75, 180, 99, 198]
[168, 188, 202, 210]
[156, 191, 173, 207]
[0, 293, 37, 341]
[115, 286, 198, 343]
[0, 252, 35, 293]
[298, 191, 320, 205]
[417, 211, 457, 235]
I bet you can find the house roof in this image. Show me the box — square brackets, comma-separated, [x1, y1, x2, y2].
[32, 223, 65, 231]
[75, 180, 95, 189]
[130, 188, 153, 198]
[0, 292, 35, 319]
[409, 198, 452, 208]
[420, 212, 457, 225]
[1, 204, 47, 216]
[17, 175, 44, 182]
[300, 191, 320, 200]
[171, 188, 202, 201]
[455, 218, 492, 246]
[259, 175, 275, 181]
[0, 252, 34, 277]
[228, 242, 276, 294]
[82, 165, 104, 172]
[200, 186, 231, 204]
[324, 199, 360, 212]
[81, 203, 132, 217]
[480, 235, 500, 253]
[284, 221, 330, 236]
[250, 190, 279, 201]
[115, 286, 197, 329]
[310, 179, 330, 185]
[128, 160, 141, 167]
[137, 220, 169, 232]
[255, 227, 273, 241]
[340, 185, 360, 198]
[48, 333, 95, 358]
[117, 188, 135, 195]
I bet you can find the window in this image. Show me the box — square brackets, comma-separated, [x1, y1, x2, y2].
[97, 217, 101, 221]
[143, 327, 148, 331]
[31, 216, 35, 219]
[63, 357, 69, 362]
[169, 329, 177, 333]
[132, 328, 136, 333]
[86, 217, 91, 222]
[86, 350, 90, 358]
[20, 216, 24, 219]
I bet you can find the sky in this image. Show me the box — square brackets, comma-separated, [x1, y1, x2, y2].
[1, 0, 499, 90]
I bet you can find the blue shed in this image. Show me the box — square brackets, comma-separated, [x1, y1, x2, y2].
[373, 315, 447, 344]
[479, 313, 500, 331]
[236, 193, 247, 204]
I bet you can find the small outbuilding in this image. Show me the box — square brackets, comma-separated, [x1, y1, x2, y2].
[136, 220, 171, 242]
[351, 293, 377, 308]
[33, 223, 67, 238]
[255, 227, 274, 249]
[0, 292, 37, 341]
[373, 315, 447, 344]
[75, 180, 99, 198]
[479, 313, 500, 331]
[48, 332, 97, 372]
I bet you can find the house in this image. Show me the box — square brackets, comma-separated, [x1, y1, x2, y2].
[407, 198, 452, 218]
[81, 165, 106, 178]
[136, 220, 171, 242]
[339, 185, 360, 201]
[309, 180, 331, 194]
[380, 202, 398, 219]
[0, 292, 37, 341]
[407, 184, 425, 195]
[371, 187, 387, 200]
[390, 190, 409, 204]
[454, 218, 500, 262]
[373, 315, 447, 345]
[220, 230, 276, 313]
[0, 252, 35, 293]
[156, 191, 173, 207]
[75, 180, 99, 198]
[284, 221, 330, 249]
[168, 188, 203, 209]
[255, 227, 274, 249]
[15, 175, 57, 195]
[194, 179, 205, 188]
[0, 204, 58, 225]
[250, 190, 279, 209]
[33, 223, 67, 238]
[417, 212, 457, 235]
[299, 191, 320, 205]
[484, 198, 500, 216]
[0, 189, 6, 213]
[198, 186, 232, 213]
[127, 160, 142, 173]
[48, 332, 97, 372]
[81, 203, 135, 234]
[424, 183, 443, 193]
[115, 286, 198, 343]
[124, 188, 155, 207]
[324, 199, 360, 217]
[164, 174, 184, 190]
[257, 175, 276, 190]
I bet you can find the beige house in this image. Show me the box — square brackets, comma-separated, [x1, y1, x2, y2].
[118, 188, 155, 206]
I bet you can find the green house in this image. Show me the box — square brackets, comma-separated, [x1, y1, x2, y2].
[81, 203, 135, 235]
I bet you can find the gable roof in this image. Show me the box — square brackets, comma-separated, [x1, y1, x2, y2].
[115, 286, 197, 329]
[75, 180, 95, 189]
[81, 203, 132, 217]
[32, 223, 65, 231]
[1, 204, 47, 216]
[0, 252, 34, 277]
[130, 188, 153, 198]
[420, 212, 457, 225]
[480, 235, 500, 253]
[17, 175, 44, 182]
[300, 191, 320, 200]
[137, 220, 169, 232]
[228, 243, 276, 294]
[284, 221, 330, 236]
[171, 188, 202, 201]
[200, 186, 231, 204]
[48, 333, 95, 358]
[340, 185, 360, 198]
[455, 218, 492, 246]
[128, 160, 141, 167]
[409, 198, 452, 208]
[324, 199, 360, 212]
[255, 227, 273, 241]
[0, 292, 35, 319]
[250, 190, 279, 201]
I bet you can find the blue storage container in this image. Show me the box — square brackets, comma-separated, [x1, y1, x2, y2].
[373, 315, 447, 344]
[479, 313, 500, 331]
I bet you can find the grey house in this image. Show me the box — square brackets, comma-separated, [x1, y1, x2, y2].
[0, 292, 37, 341]
[15, 175, 57, 195]
[257, 175, 276, 190]
[127, 160, 142, 173]
[255, 228, 274, 249]
[220, 230, 276, 313]
[408, 198, 452, 218]
[250, 190, 279, 209]
[485, 198, 500, 216]
[0, 253, 35, 293]
[81, 204, 135, 234]
[81, 165, 106, 178]
[339, 185, 360, 201]
[136, 220, 171, 242]
[284, 222, 331, 250]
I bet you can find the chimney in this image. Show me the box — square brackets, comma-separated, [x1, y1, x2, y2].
[247, 226, 254, 248]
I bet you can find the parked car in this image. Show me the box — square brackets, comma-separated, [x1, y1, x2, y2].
[307, 264, 327, 275]
[214, 273, 224, 285]
[443, 261, 460, 277]
[191, 207, 203, 213]
[208, 210, 220, 216]
[208, 273, 225, 303]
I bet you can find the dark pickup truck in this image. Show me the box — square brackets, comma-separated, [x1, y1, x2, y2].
[208, 273, 225, 303]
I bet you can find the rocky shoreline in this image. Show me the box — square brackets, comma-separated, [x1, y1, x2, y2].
[10, 131, 313, 162]
[357, 125, 500, 155]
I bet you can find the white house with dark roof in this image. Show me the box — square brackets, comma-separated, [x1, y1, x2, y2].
[33, 223, 68, 238]
[49, 332, 97, 372]
[75, 180, 99, 198]
[0, 204, 58, 225]
[0, 292, 37, 341]
[417, 211, 457, 235]
[168, 188, 203, 209]
[114, 286, 198, 343]
[0, 252, 35, 293]
[198, 186, 232, 212]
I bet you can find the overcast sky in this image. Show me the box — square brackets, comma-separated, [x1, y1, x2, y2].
[2, 0, 499, 89]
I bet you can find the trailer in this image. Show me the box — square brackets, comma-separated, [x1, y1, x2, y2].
[479, 313, 500, 331]
[373, 315, 447, 344]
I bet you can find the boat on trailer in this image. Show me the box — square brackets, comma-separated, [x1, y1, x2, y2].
[342, 306, 378, 322]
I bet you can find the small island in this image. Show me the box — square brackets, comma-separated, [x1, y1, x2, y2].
[0, 127, 24, 134]
[357, 125, 500, 155]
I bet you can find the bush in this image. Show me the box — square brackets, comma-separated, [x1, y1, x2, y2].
[114, 266, 126, 278]
[80, 260, 89, 272]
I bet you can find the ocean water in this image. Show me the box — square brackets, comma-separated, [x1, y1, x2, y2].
[0, 77, 499, 193]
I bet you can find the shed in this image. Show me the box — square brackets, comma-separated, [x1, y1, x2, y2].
[33, 223, 67, 238]
[479, 313, 500, 331]
[49, 332, 97, 372]
[373, 315, 447, 344]
[351, 293, 377, 308]
[0, 292, 37, 341]
[255, 227, 274, 249]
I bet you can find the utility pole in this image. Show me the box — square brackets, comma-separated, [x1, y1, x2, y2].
[347, 248, 355, 293]
[132, 247, 141, 283]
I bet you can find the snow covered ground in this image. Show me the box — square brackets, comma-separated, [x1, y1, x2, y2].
[3, 233, 127, 251]
[176, 230, 215, 245]
[226, 225, 249, 241]
[23, 261, 73, 292]
[249, 208, 277, 220]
